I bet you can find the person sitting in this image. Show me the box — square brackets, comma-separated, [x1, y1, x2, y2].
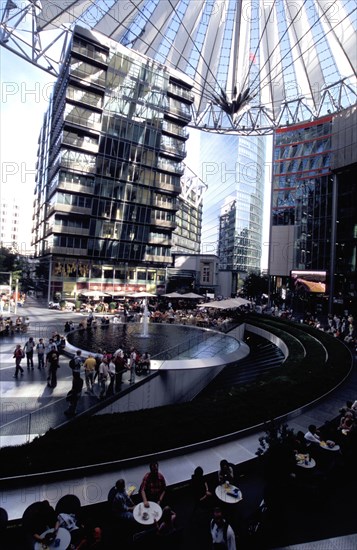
[140, 461, 166, 508]
[338, 411, 354, 434]
[155, 505, 177, 536]
[110, 479, 135, 523]
[304, 424, 321, 446]
[191, 466, 213, 510]
[218, 459, 235, 485]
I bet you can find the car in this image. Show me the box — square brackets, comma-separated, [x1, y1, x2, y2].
[48, 301, 60, 309]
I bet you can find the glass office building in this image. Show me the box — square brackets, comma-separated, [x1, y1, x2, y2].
[199, 132, 266, 283]
[32, 26, 194, 299]
[269, 108, 357, 313]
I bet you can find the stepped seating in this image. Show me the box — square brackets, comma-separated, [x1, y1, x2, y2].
[197, 332, 285, 397]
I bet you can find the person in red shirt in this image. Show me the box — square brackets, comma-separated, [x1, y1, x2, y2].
[140, 461, 166, 508]
[13, 344, 24, 378]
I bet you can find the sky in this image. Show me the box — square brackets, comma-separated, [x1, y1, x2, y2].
[0, 42, 271, 269]
[0, 47, 56, 252]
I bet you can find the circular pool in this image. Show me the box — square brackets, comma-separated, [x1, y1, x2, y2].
[66, 323, 214, 359]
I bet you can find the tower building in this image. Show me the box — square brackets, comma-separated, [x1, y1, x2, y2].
[32, 26, 194, 299]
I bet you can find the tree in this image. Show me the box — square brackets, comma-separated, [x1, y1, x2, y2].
[242, 273, 269, 301]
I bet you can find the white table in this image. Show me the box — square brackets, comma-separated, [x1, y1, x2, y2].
[320, 441, 340, 451]
[215, 483, 243, 504]
[295, 454, 316, 469]
[34, 527, 71, 550]
[133, 501, 162, 525]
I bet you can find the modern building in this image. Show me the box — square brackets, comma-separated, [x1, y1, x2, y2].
[269, 106, 357, 314]
[32, 26, 194, 300]
[172, 164, 207, 255]
[168, 253, 219, 296]
[0, 197, 20, 251]
[198, 132, 267, 294]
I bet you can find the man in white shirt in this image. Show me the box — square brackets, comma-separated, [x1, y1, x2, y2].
[210, 507, 236, 550]
[304, 424, 321, 446]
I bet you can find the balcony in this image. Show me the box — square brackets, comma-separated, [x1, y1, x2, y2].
[150, 215, 177, 230]
[62, 135, 99, 154]
[167, 84, 194, 102]
[157, 158, 185, 175]
[144, 254, 171, 264]
[45, 225, 89, 238]
[57, 181, 94, 195]
[49, 203, 92, 216]
[162, 120, 188, 138]
[49, 246, 88, 256]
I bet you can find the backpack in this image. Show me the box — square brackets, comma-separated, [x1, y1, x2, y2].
[210, 518, 229, 547]
[69, 357, 75, 369]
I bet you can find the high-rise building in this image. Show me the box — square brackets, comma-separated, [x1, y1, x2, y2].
[32, 26, 194, 300]
[0, 197, 20, 250]
[172, 164, 207, 255]
[269, 107, 357, 313]
[198, 132, 267, 292]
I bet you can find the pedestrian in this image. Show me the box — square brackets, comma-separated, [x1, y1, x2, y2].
[128, 348, 138, 385]
[70, 350, 83, 378]
[210, 507, 236, 550]
[83, 354, 96, 392]
[107, 358, 116, 396]
[13, 344, 25, 378]
[24, 337, 35, 369]
[64, 375, 84, 417]
[114, 350, 126, 392]
[98, 358, 109, 399]
[36, 338, 46, 369]
[46, 345, 60, 388]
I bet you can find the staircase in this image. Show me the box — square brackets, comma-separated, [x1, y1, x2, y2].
[197, 332, 285, 397]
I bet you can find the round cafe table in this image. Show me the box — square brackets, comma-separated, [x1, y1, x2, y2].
[295, 454, 316, 469]
[320, 441, 340, 451]
[34, 527, 71, 550]
[215, 483, 243, 504]
[133, 501, 162, 525]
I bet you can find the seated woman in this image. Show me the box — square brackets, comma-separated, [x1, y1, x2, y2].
[155, 505, 176, 536]
[191, 466, 213, 509]
[218, 459, 235, 485]
[338, 411, 355, 434]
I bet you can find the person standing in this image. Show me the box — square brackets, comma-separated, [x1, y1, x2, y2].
[98, 358, 109, 399]
[46, 345, 60, 388]
[210, 507, 236, 550]
[83, 354, 96, 392]
[64, 375, 84, 417]
[13, 344, 25, 378]
[128, 348, 138, 385]
[24, 337, 35, 370]
[36, 338, 46, 369]
[114, 350, 126, 392]
[140, 461, 166, 508]
[71, 350, 84, 377]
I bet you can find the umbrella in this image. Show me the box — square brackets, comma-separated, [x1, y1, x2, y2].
[79, 290, 110, 298]
[181, 292, 204, 299]
[129, 291, 156, 298]
[162, 292, 183, 298]
[198, 297, 250, 309]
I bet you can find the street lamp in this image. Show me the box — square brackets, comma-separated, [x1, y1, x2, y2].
[14, 279, 19, 314]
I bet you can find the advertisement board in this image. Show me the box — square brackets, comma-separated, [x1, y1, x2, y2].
[290, 270, 326, 293]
